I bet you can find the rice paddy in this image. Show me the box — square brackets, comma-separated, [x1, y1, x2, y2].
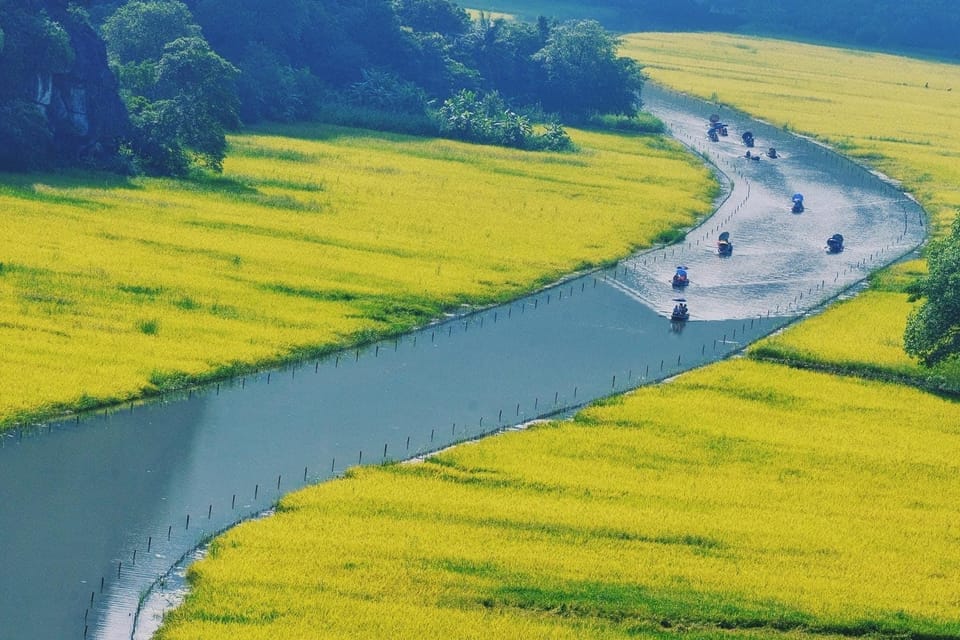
[0, 124, 716, 429]
[623, 33, 960, 378]
[622, 32, 960, 233]
[154, 359, 960, 640]
[151, 36, 960, 640]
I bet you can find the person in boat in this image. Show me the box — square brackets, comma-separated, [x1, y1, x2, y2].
[679, 302, 688, 315]
[674, 266, 688, 284]
[767, 147, 778, 158]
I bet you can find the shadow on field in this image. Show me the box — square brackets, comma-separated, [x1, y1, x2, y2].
[0, 171, 140, 209]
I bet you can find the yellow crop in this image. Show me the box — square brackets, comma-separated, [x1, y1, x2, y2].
[623, 33, 960, 379]
[622, 32, 960, 233]
[0, 125, 716, 428]
[156, 359, 960, 639]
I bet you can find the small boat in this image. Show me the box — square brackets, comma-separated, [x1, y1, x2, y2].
[791, 193, 804, 213]
[671, 266, 689, 288]
[671, 298, 690, 322]
[826, 233, 844, 253]
[717, 231, 733, 256]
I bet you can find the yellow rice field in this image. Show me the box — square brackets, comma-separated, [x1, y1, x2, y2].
[749, 259, 960, 386]
[0, 125, 716, 428]
[156, 358, 960, 640]
[623, 32, 960, 233]
[624, 33, 960, 377]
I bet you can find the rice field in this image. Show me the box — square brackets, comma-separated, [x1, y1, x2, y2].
[622, 32, 960, 233]
[623, 33, 960, 378]
[155, 358, 960, 640]
[151, 36, 960, 640]
[748, 261, 960, 388]
[0, 124, 716, 429]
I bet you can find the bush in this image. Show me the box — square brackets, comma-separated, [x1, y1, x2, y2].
[434, 89, 573, 151]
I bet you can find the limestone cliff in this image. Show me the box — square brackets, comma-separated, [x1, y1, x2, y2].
[0, 3, 128, 170]
[44, 8, 129, 166]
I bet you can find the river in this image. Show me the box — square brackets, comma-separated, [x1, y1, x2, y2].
[0, 86, 925, 640]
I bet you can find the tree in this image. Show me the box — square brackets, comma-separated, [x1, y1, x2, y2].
[101, 0, 200, 64]
[532, 19, 643, 122]
[434, 89, 570, 151]
[456, 15, 545, 103]
[151, 36, 240, 172]
[0, 100, 55, 170]
[102, 1, 238, 174]
[904, 214, 960, 366]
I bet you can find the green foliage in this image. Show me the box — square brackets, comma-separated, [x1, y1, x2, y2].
[154, 36, 240, 171]
[533, 19, 644, 122]
[313, 102, 438, 137]
[101, 0, 200, 64]
[586, 112, 665, 134]
[38, 11, 74, 73]
[2, 0, 650, 171]
[232, 42, 319, 123]
[530, 122, 574, 151]
[347, 69, 429, 115]
[103, 2, 239, 175]
[137, 318, 159, 334]
[125, 96, 189, 175]
[0, 100, 54, 170]
[456, 14, 546, 102]
[904, 213, 960, 366]
[394, 0, 471, 36]
[434, 89, 571, 150]
[0, 3, 76, 102]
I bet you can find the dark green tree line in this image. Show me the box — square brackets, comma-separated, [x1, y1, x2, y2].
[2, 0, 648, 173]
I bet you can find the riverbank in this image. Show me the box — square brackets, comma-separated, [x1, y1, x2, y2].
[0, 125, 716, 432]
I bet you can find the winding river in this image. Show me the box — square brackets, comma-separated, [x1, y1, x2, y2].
[0, 87, 925, 640]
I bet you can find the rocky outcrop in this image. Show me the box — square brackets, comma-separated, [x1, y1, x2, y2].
[0, 4, 129, 170]
[42, 12, 129, 166]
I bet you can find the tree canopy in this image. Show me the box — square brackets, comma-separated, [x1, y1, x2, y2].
[904, 215, 960, 367]
[1, 0, 648, 174]
[534, 19, 643, 121]
[101, 0, 238, 174]
[101, 0, 199, 64]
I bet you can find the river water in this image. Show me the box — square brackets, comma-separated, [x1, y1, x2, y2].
[0, 87, 925, 640]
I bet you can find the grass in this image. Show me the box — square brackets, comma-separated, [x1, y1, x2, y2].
[155, 359, 960, 640]
[0, 123, 716, 429]
[748, 262, 960, 390]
